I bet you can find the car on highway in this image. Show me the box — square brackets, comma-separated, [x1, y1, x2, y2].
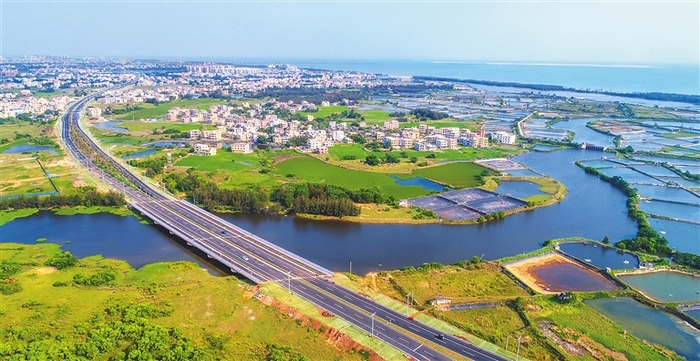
[242, 255, 249, 261]
[436, 334, 445, 340]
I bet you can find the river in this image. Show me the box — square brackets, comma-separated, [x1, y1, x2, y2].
[1, 149, 638, 275]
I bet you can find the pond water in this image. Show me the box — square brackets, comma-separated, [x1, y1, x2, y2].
[648, 218, 700, 255]
[558, 242, 639, 269]
[2, 145, 57, 155]
[505, 169, 542, 177]
[578, 159, 616, 169]
[146, 141, 190, 148]
[633, 184, 700, 205]
[495, 180, 544, 199]
[641, 121, 700, 131]
[530, 145, 559, 152]
[549, 118, 616, 147]
[686, 309, 700, 322]
[618, 271, 700, 303]
[92, 121, 128, 133]
[390, 175, 446, 192]
[654, 176, 700, 188]
[639, 200, 700, 222]
[0, 211, 222, 274]
[585, 297, 700, 360]
[632, 164, 686, 178]
[122, 149, 158, 160]
[531, 263, 618, 292]
[600, 167, 664, 185]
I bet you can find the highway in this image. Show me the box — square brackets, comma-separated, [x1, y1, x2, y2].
[60, 87, 512, 361]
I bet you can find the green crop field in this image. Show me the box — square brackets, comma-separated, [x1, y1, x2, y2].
[328, 144, 521, 164]
[113, 98, 229, 121]
[273, 156, 431, 199]
[361, 110, 392, 121]
[299, 105, 348, 118]
[412, 162, 496, 188]
[0, 243, 365, 361]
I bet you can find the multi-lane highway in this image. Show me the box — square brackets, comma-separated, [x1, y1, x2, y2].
[60, 87, 512, 361]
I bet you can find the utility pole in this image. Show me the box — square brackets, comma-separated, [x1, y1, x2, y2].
[349, 261, 352, 275]
[287, 271, 291, 294]
[370, 312, 376, 337]
[406, 293, 411, 317]
[516, 335, 522, 361]
[506, 334, 510, 352]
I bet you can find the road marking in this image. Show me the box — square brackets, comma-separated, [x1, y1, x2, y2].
[408, 325, 421, 332]
[413, 344, 423, 351]
[397, 337, 410, 344]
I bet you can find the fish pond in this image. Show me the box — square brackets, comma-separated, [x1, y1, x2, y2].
[558, 242, 638, 269]
[2, 145, 57, 155]
[618, 271, 700, 303]
[585, 297, 700, 360]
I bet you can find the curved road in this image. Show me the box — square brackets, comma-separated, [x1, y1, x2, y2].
[60, 87, 512, 361]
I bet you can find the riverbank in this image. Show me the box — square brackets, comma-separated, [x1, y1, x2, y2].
[0, 205, 139, 226]
[0, 243, 377, 361]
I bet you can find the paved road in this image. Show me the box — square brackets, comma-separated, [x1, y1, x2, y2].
[60, 88, 512, 361]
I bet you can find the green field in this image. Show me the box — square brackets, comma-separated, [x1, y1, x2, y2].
[274, 156, 431, 199]
[375, 264, 530, 305]
[112, 98, 229, 121]
[300, 105, 348, 118]
[328, 144, 521, 164]
[300, 106, 392, 121]
[412, 162, 496, 188]
[174, 151, 262, 173]
[114, 121, 215, 133]
[0, 243, 364, 361]
[527, 295, 680, 361]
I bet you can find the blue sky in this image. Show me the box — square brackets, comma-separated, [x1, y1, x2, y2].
[2, 1, 698, 65]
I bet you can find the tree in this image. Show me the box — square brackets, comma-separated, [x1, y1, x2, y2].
[602, 235, 610, 244]
[365, 155, 381, 166]
[256, 135, 269, 144]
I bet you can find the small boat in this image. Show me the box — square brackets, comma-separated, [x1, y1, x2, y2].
[659, 231, 666, 235]
[623, 260, 630, 264]
[584, 259, 592, 262]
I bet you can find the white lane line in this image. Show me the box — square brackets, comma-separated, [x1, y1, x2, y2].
[397, 337, 410, 344]
[413, 344, 423, 352]
[408, 325, 421, 332]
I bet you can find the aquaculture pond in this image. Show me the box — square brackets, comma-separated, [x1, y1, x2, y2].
[600, 167, 664, 185]
[585, 297, 700, 360]
[686, 309, 700, 322]
[638, 200, 700, 222]
[531, 263, 618, 292]
[495, 180, 545, 199]
[648, 218, 700, 255]
[633, 184, 700, 205]
[618, 271, 700, 303]
[558, 242, 638, 269]
[2, 145, 57, 155]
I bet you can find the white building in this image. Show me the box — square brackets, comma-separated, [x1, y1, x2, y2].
[194, 143, 217, 156]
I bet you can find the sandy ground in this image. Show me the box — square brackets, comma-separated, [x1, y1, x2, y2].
[505, 253, 588, 294]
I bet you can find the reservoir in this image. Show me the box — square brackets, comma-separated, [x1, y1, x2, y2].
[495, 180, 545, 199]
[585, 297, 700, 360]
[618, 271, 700, 303]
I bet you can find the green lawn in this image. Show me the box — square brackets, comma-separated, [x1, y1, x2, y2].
[412, 162, 496, 188]
[328, 144, 521, 163]
[274, 156, 431, 199]
[114, 99, 229, 120]
[174, 151, 263, 173]
[361, 110, 392, 121]
[300, 105, 348, 118]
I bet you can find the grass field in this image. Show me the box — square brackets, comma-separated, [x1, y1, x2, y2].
[412, 162, 496, 188]
[374, 263, 530, 306]
[300, 106, 392, 122]
[0, 208, 39, 226]
[0, 243, 365, 361]
[527, 295, 680, 361]
[273, 156, 432, 199]
[299, 105, 348, 118]
[327, 144, 522, 165]
[112, 98, 229, 121]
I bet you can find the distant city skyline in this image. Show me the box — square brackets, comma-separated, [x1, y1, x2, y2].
[1, 1, 698, 65]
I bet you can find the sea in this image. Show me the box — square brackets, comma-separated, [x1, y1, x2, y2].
[193, 58, 699, 96]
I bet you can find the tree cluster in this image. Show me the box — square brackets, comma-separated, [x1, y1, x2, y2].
[0, 188, 126, 211]
[165, 172, 269, 213]
[276, 183, 365, 217]
[410, 108, 449, 120]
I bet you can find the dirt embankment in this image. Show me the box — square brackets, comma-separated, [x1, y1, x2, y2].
[255, 288, 384, 361]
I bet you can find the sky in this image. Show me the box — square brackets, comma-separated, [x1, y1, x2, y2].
[1, 0, 698, 65]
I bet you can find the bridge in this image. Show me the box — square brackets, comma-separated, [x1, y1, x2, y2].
[60, 86, 513, 361]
